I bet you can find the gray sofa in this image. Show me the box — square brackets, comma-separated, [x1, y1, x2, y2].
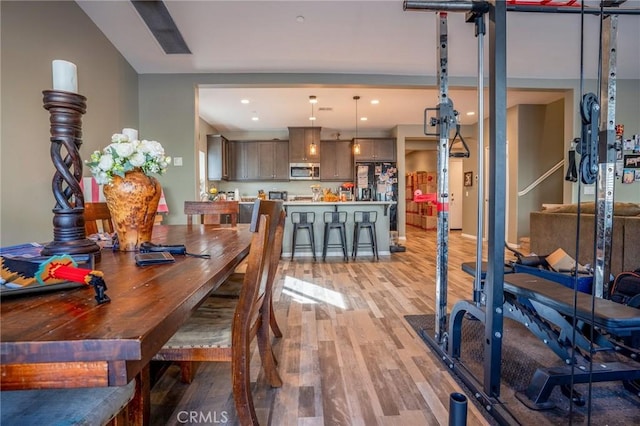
[529, 202, 640, 276]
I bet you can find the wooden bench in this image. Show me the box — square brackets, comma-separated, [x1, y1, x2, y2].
[1, 379, 136, 425]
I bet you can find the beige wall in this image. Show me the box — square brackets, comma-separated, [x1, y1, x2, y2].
[406, 150, 437, 173]
[473, 101, 564, 245]
[460, 137, 479, 237]
[1, 1, 138, 246]
[516, 101, 564, 240]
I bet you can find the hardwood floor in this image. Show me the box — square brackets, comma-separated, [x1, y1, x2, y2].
[150, 228, 499, 425]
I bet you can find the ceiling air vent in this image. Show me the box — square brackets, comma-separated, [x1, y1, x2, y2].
[131, 0, 191, 54]
[318, 107, 333, 112]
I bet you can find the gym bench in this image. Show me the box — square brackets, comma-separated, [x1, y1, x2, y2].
[449, 272, 640, 410]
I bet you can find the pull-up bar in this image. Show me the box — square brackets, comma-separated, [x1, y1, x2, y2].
[404, 0, 640, 15]
[404, 0, 489, 13]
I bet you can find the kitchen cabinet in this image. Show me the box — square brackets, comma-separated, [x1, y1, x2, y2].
[353, 138, 396, 161]
[229, 140, 288, 181]
[207, 134, 229, 180]
[288, 127, 320, 162]
[228, 141, 259, 180]
[320, 140, 353, 181]
[257, 140, 289, 180]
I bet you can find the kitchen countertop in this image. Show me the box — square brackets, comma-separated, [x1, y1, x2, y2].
[280, 201, 395, 258]
[284, 200, 396, 205]
[235, 199, 396, 257]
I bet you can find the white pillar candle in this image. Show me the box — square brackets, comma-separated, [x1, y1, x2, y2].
[122, 128, 138, 142]
[52, 60, 78, 93]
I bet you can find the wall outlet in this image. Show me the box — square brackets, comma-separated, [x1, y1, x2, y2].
[173, 157, 183, 166]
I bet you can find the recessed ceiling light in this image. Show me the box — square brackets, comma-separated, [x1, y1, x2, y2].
[360, 117, 368, 121]
[241, 99, 250, 104]
[309, 116, 316, 121]
[251, 116, 259, 121]
[466, 111, 475, 116]
[296, 15, 305, 23]
[371, 99, 380, 105]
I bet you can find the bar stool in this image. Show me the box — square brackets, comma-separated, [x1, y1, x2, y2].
[291, 212, 316, 260]
[322, 211, 348, 262]
[352, 211, 379, 260]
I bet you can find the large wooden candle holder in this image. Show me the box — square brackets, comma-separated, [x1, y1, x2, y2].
[41, 90, 100, 256]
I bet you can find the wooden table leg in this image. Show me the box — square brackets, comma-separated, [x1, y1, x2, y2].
[126, 365, 150, 426]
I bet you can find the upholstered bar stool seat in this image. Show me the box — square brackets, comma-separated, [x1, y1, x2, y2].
[352, 211, 379, 260]
[291, 211, 316, 261]
[1, 379, 136, 425]
[322, 211, 348, 262]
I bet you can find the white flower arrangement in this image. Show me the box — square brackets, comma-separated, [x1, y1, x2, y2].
[86, 132, 171, 184]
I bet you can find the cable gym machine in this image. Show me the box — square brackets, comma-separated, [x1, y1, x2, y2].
[404, 1, 640, 424]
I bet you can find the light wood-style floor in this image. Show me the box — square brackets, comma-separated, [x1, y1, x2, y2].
[150, 228, 502, 425]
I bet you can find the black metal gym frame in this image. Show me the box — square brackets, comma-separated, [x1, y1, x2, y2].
[404, 1, 512, 422]
[593, 14, 619, 299]
[404, 1, 638, 424]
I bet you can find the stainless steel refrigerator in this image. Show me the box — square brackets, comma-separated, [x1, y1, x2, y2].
[355, 161, 398, 231]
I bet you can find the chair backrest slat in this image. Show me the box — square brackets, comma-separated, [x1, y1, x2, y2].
[184, 201, 239, 227]
[249, 200, 284, 297]
[84, 202, 114, 235]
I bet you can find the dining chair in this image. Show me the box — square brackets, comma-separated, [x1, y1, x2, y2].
[184, 200, 239, 226]
[153, 200, 284, 425]
[84, 202, 114, 235]
[210, 200, 285, 339]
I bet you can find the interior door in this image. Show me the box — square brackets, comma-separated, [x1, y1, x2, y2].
[449, 159, 463, 230]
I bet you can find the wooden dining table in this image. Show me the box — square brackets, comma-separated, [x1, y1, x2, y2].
[0, 225, 252, 423]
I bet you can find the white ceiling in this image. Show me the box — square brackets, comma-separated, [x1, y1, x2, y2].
[197, 86, 566, 132]
[77, 0, 640, 133]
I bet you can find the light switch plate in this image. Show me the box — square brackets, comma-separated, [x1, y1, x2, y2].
[173, 157, 183, 166]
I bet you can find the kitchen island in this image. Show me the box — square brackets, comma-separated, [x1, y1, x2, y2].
[281, 201, 396, 259]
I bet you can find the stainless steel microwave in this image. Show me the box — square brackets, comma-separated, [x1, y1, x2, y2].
[289, 163, 320, 180]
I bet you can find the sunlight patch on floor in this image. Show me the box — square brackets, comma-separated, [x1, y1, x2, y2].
[282, 275, 347, 309]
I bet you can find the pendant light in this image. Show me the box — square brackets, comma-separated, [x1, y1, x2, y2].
[353, 96, 361, 155]
[309, 95, 318, 156]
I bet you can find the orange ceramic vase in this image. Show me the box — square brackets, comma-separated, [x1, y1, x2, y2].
[103, 169, 162, 251]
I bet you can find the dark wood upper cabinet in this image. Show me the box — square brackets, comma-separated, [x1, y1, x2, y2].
[288, 127, 320, 163]
[228, 141, 259, 180]
[207, 134, 229, 180]
[229, 140, 288, 181]
[353, 138, 396, 162]
[257, 140, 289, 180]
[320, 140, 353, 181]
